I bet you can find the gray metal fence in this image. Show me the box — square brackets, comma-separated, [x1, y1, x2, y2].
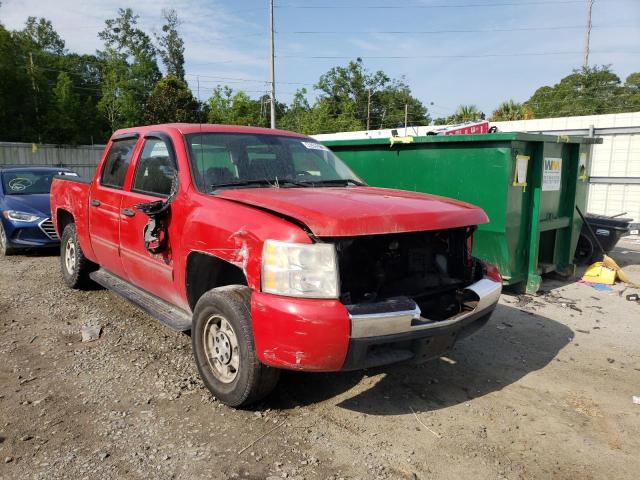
[0, 142, 104, 179]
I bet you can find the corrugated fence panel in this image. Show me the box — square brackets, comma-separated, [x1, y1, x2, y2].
[587, 183, 640, 223]
[0, 142, 104, 180]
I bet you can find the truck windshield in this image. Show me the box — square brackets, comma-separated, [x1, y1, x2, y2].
[1, 170, 75, 195]
[185, 133, 365, 192]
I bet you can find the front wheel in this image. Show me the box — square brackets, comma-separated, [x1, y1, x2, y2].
[60, 223, 97, 289]
[192, 286, 280, 407]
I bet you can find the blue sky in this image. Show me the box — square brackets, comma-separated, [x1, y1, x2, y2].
[1, 0, 639, 121]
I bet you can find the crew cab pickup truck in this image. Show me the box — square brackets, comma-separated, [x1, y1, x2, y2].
[50, 124, 502, 407]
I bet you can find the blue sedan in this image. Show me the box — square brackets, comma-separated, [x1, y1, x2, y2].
[0, 167, 78, 255]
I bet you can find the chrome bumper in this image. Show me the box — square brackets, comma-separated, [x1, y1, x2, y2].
[349, 278, 502, 339]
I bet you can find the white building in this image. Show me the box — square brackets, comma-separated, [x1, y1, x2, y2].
[314, 112, 640, 226]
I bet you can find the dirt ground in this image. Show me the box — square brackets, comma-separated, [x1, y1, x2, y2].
[1, 238, 639, 480]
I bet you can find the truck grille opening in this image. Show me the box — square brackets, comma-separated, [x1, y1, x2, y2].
[327, 227, 481, 320]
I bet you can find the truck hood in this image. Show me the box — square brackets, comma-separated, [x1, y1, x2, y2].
[217, 186, 488, 237]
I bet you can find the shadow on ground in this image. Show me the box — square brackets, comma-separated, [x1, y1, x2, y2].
[272, 304, 573, 415]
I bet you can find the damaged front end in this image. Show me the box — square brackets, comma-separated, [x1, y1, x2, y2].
[325, 227, 501, 369]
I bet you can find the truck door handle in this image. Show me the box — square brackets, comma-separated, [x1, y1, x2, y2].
[90, 199, 101, 207]
[121, 208, 135, 218]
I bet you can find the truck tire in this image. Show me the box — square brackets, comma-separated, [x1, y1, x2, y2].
[60, 223, 97, 289]
[0, 222, 17, 256]
[192, 286, 280, 407]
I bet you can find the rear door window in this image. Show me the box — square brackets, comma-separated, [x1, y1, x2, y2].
[100, 138, 137, 189]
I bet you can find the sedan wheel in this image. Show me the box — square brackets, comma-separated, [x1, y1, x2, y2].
[0, 223, 15, 256]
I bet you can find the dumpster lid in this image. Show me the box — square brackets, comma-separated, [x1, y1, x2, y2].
[320, 132, 603, 147]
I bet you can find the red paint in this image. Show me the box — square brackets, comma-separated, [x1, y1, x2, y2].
[251, 292, 350, 371]
[50, 123, 490, 372]
[218, 186, 487, 237]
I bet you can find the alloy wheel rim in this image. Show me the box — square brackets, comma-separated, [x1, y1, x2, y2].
[0, 225, 6, 250]
[65, 238, 76, 274]
[203, 314, 240, 383]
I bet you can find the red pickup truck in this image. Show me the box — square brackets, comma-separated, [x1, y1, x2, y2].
[50, 124, 501, 407]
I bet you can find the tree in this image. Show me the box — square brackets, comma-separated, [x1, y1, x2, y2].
[525, 65, 625, 118]
[155, 9, 185, 81]
[207, 86, 268, 126]
[491, 100, 532, 121]
[48, 72, 81, 142]
[624, 72, 640, 110]
[98, 50, 128, 131]
[19, 16, 65, 54]
[145, 75, 201, 124]
[314, 59, 429, 130]
[451, 105, 481, 123]
[98, 8, 161, 127]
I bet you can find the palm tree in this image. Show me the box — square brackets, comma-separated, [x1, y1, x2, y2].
[491, 100, 532, 121]
[451, 104, 481, 123]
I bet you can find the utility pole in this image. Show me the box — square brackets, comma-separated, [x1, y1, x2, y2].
[379, 108, 386, 129]
[28, 52, 39, 116]
[404, 104, 408, 136]
[269, 0, 276, 129]
[583, 0, 594, 68]
[366, 89, 372, 131]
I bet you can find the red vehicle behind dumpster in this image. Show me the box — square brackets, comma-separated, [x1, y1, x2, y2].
[50, 124, 501, 407]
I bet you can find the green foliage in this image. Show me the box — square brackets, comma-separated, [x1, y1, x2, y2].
[524, 66, 629, 118]
[206, 86, 286, 127]
[156, 9, 185, 82]
[98, 8, 161, 127]
[145, 76, 202, 124]
[490, 100, 532, 121]
[312, 58, 429, 130]
[0, 18, 108, 144]
[433, 105, 482, 125]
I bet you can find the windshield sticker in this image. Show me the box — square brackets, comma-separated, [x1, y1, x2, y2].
[8, 177, 33, 191]
[301, 141, 329, 151]
[59, 171, 79, 176]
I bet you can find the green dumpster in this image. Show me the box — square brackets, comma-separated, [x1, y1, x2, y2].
[321, 133, 601, 294]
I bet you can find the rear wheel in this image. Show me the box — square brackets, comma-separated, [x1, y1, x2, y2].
[192, 286, 280, 407]
[60, 223, 97, 289]
[574, 232, 596, 266]
[0, 222, 17, 256]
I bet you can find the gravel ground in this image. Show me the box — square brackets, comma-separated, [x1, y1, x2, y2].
[1, 238, 639, 480]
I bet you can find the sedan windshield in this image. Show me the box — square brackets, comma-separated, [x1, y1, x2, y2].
[1, 170, 74, 195]
[185, 133, 364, 193]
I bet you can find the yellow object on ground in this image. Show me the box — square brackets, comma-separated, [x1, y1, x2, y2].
[582, 262, 616, 285]
[582, 255, 639, 287]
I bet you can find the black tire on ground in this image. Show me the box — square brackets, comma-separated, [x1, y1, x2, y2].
[574, 232, 596, 266]
[192, 286, 280, 407]
[0, 222, 17, 256]
[60, 223, 97, 289]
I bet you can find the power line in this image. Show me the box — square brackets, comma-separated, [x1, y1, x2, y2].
[275, 1, 591, 9]
[279, 25, 607, 35]
[278, 50, 640, 59]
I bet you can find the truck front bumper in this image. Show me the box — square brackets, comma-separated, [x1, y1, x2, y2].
[251, 278, 501, 372]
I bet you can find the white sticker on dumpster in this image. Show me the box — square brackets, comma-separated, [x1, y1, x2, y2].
[542, 157, 562, 191]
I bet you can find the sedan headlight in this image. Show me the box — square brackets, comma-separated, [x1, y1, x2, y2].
[2, 210, 41, 223]
[261, 240, 339, 298]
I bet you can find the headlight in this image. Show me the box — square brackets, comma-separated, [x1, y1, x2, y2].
[261, 240, 339, 298]
[2, 210, 41, 223]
